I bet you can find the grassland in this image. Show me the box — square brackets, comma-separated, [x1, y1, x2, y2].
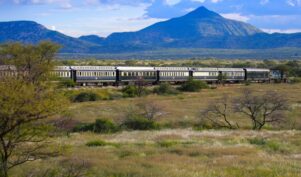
[68, 83, 301, 129]
[11, 83, 301, 177]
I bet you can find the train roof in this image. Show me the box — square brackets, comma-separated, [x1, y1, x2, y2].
[71, 66, 116, 70]
[218, 68, 245, 72]
[54, 66, 71, 71]
[193, 68, 219, 71]
[245, 68, 270, 72]
[155, 67, 189, 71]
[117, 66, 156, 71]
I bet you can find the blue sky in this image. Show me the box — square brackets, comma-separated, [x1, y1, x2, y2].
[0, 0, 301, 37]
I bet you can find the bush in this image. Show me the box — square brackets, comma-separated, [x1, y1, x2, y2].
[290, 77, 301, 84]
[123, 115, 159, 130]
[73, 119, 119, 133]
[121, 85, 150, 97]
[122, 85, 138, 97]
[58, 78, 76, 88]
[86, 140, 107, 147]
[73, 123, 94, 132]
[179, 77, 209, 92]
[94, 119, 118, 133]
[248, 137, 266, 146]
[73, 92, 101, 102]
[153, 83, 179, 95]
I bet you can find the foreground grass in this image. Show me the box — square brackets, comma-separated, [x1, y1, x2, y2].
[14, 129, 301, 177]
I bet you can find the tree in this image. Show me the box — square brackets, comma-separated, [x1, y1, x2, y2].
[234, 89, 288, 130]
[135, 77, 148, 97]
[136, 101, 163, 121]
[202, 94, 239, 129]
[0, 42, 60, 84]
[0, 42, 66, 177]
[217, 72, 227, 85]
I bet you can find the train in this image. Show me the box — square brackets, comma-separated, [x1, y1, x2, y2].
[51, 66, 285, 86]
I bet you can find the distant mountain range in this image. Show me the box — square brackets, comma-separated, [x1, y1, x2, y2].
[1, 6, 301, 58]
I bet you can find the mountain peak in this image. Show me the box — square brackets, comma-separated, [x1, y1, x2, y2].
[184, 6, 221, 19]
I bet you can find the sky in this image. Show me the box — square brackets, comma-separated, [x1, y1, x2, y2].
[0, 0, 301, 37]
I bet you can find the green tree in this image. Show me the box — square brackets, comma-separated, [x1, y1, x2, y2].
[0, 42, 66, 177]
[217, 72, 227, 85]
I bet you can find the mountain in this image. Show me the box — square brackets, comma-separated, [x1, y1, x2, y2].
[0, 21, 100, 53]
[79, 35, 105, 45]
[104, 6, 263, 50]
[0, 7, 301, 57]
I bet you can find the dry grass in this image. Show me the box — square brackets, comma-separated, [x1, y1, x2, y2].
[69, 83, 301, 129]
[10, 83, 301, 177]
[13, 129, 301, 177]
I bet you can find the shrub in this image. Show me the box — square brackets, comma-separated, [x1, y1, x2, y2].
[248, 137, 266, 146]
[73, 119, 119, 133]
[93, 119, 118, 133]
[179, 77, 209, 92]
[86, 140, 107, 147]
[122, 85, 138, 97]
[153, 83, 179, 95]
[73, 92, 101, 102]
[73, 123, 94, 132]
[244, 81, 251, 86]
[123, 115, 159, 130]
[58, 78, 76, 88]
[121, 85, 150, 97]
[290, 77, 301, 84]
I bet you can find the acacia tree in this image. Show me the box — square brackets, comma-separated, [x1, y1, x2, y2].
[234, 89, 288, 130]
[136, 101, 163, 121]
[0, 42, 66, 177]
[202, 94, 239, 129]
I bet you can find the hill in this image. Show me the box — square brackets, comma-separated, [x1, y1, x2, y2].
[0, 21, 100, 53]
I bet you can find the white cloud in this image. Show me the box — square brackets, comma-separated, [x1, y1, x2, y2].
[211, 0, 222, 3]
[260, 0, 269, 5]
[287, 0, 301, 6]
[190, 0, 205, 2]
[49, 3, 166, 37]
[221, 13, 250, 22]
[165, 0, 181, 6]
[12, 0, 72, 9]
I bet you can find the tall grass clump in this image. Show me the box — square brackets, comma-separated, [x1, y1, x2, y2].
[86, 140, 107, 147]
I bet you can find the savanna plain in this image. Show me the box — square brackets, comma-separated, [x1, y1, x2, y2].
[12, 83, 301, 177]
